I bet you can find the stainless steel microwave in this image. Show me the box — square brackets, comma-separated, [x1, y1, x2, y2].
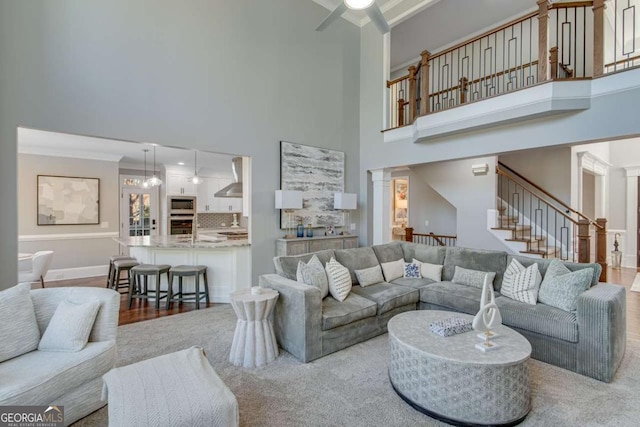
[168, 196, 196, 215]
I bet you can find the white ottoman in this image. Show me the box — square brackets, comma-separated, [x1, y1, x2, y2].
[102, 347, 238, 427]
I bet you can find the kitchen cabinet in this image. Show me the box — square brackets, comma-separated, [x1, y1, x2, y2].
[196, 177, 242, 213]
[196, 178, 215, 213]
[166, 174, 196, 196]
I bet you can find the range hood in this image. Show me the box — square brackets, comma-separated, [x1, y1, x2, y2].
[214, 157, 243, 198]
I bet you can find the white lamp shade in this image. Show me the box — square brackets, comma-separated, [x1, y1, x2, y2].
[334, 193, 357, 210]
[275, 190, 303, 210]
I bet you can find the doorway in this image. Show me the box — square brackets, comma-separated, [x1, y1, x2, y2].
[120, 176, 159, 254]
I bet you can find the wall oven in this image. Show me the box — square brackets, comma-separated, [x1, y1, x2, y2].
[168, 196, 196, 216]
[168, 216, 194, 235]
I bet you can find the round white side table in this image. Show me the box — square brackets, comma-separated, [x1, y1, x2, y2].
[229, 288, 279, 368]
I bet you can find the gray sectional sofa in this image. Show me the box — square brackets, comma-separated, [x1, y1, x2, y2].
[259, 242, 626, 383]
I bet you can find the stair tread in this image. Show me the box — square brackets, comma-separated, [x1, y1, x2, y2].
[491, 225, 532, 231]
[520, 248, 559, 256]
[505, 237, 545, 243]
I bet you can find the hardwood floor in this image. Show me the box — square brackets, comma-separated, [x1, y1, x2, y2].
[40, 266, 640, 330]
[37, 275, 218, 326]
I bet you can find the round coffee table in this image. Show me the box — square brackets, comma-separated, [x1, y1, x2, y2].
[388, 310, 531, 426]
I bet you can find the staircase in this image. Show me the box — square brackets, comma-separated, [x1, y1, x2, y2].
[490, 162, 607, 271]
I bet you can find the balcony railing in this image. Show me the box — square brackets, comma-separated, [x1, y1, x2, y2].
[386, 0, 639, 130]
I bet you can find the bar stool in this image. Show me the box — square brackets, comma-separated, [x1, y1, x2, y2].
[166, 265, 209, 310]
[128, 264, 171, 310]
[111, 259, 140, 293]
[106, 255, 136, 288]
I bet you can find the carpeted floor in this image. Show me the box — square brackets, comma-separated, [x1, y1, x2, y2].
[74, 305, 640, 427]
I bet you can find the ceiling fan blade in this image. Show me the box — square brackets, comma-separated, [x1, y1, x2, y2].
[316, 2, 348, 31]
[366, 3, 390, 34]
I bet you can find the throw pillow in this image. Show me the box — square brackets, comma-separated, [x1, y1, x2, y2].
[451, 266, 496, 289]
[296, 255, 329, 298]
[325, 258, 352, 302]
[412, 259, 443, 282]
[538, 259, 593, 312]
[355, 265, 384, 287]
[0, 283, 41, 362]
[403, 262, 421, 279]
[38, 299, 101, 352]
[501, 259, 542, 305]
[380, 259, 404, 282]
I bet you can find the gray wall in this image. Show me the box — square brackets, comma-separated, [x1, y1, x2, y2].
[18, 154, 120, 269]
[582, 171, 596, 219]
[0, 0, 361, 289]
[609, 138, 640, 229]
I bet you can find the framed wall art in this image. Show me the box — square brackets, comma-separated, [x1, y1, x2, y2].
[37, 175, 100, 225]
[280, 141, 345, 228]
[393, 178, 408, 224]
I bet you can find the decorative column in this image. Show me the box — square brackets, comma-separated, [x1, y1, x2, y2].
[577, 219, 591, 264]
[459, 77, 469, 104]
[549, 47, 558, 80]
[371, 169, 392, 245]
[596, 218, 607, 282]
[593, 0, 606, 76]
[419, 50, 431, 115]
[537, 0, 551, 82]
[407, 65, 417, 122]
[624, 166, 640, 268]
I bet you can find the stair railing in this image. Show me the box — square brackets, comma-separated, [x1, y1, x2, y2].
[404, 228, 457, 247]
[496, 162, 607, 281]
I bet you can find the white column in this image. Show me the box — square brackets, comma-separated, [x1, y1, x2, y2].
[624, 166, 639, 268]
[371, 168, 391, 245]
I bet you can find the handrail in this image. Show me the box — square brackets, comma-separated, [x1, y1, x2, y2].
[551, 1, 593, 9]
[430, 11, 538, 61]
[497, 161, 603, 228]
[387, 74, 409, 88]
[405, 228, 457, 247]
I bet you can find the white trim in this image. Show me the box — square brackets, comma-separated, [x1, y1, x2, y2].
[577, 151, 611, 176]
[18, 145, 123, 162]
[18, 232, 119, 242]
[44, 265, 109, 282]
[624, 169, 638, 268]
[625, 165, 640, 177]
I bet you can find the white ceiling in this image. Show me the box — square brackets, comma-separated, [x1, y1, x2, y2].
[17, 128, 239, 175]
[312, 0, 441, 28]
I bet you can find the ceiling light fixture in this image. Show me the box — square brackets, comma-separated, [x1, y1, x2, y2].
[141, 149, 150, 188]
[192, 151, 201, 185]
[177, 162, 185, 166]
[148, 145, 162, 187]
[345, 0, 375, 10]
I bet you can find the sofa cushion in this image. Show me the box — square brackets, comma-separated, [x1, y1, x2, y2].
[401, 242, 446, 264]
[495, 296, 578, 342]
[419, 281, 483, 315]
[372, 242, 405, 264]
[325, 258, 352, 302]
[335, 247, 380, 285]
[354, 265, 384, 288]
[403, 262, 421, 278]
[413, 259, 443, 282]
[0, 283, 41, 363]
[296, 255, 329, 298]
[38, 299, 101, 352]
[443, 247, 507, 293]
[506, 254, 601, 287]
[501, 258, 541, 305]
[380, 259, 404, 282]
[350, 282, 419, 315]
[321, 293, 377, 331]
[0, 341, 115, 405]
[274, 249, 336, 281]
[538, 259, 593, 312]
[391, 277, 436, 290]
[452, 266, 497, 289]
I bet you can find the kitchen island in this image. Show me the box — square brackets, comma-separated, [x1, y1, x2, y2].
[115, 235, 250, 303]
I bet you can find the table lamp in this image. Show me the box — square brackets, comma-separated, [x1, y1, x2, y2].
[275, 190, 303, 239]
[334, 193, 357, 235]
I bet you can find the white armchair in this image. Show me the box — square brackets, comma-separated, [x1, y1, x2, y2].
[18, 251, 54, 288]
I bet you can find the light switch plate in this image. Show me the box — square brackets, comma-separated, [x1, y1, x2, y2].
[100, 221, 109, 229]
[424, 220, 429, 227]
[350, 223, 356, 231]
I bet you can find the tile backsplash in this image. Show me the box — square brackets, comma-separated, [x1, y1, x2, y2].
[197, 213, 247, 229]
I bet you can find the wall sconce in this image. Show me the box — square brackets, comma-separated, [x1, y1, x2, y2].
[275, 190, 303, 239]
[471, 163, 489, 176]
[334, 193, 357, 235]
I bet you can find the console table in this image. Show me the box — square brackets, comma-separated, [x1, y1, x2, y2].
[276, 235, 358, 256]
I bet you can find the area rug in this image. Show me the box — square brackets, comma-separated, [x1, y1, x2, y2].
[630, 273, 640, 293]
[73, 305, 640, 427]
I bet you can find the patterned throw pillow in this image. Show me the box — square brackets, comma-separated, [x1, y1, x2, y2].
[355, 265, 384, 287]
[325, 257, 352, 302]
[501, 259, 542, 305]
[380, 259, 404, 282]
[451, 266, 496, 289]
[538, 259, 593, 312]
[296, 255, 329, 298]
[403, 263, 421, 278]
[412, 259, 443, 282]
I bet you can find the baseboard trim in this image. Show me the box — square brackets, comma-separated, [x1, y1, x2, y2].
[45, 265, 108, 282]
[19, 232, 118, 242]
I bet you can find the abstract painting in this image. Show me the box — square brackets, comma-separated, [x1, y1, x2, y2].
[37, 175, 100, 225]
[280, 141, 345, 228]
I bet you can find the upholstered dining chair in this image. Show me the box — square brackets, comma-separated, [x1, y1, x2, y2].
[18, 251, 54, 288]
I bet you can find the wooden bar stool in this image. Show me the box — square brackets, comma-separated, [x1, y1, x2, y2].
[128, 264, 171, 310]
[111, 259, 140, 293]
[107, 255, 136, 288]
[166, 265, 209, 310]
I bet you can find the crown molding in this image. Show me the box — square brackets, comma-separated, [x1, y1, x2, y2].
[18, 145, 123, 162]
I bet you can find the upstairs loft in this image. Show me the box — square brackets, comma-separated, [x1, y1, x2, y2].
[384, 0, 640, 143]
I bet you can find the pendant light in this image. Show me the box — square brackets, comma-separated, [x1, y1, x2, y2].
[141, 149, 150, 188]
[148, 145, 162, 187]
[192, 150, 201, 185]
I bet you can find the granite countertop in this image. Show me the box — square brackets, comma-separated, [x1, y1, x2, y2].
[114, 235, 250, 249]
